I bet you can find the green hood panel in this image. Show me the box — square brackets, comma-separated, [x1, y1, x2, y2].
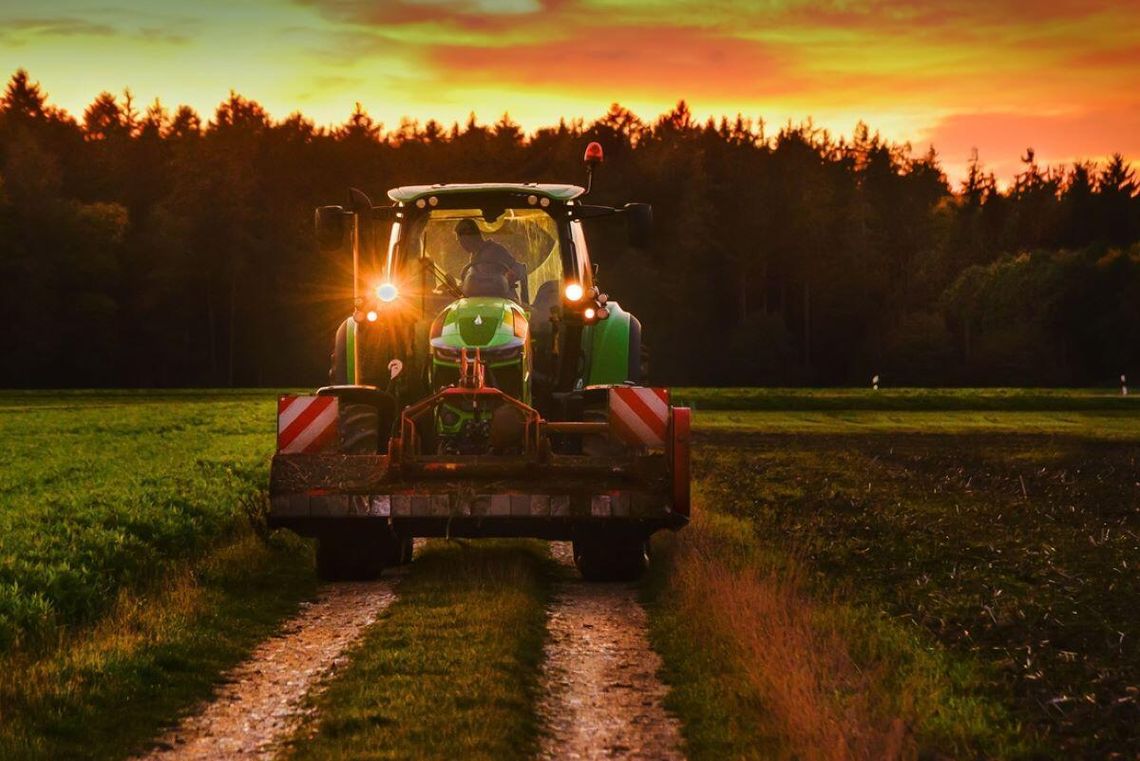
[432, 297, 526, 350]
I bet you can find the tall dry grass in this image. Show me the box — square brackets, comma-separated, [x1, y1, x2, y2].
[666, 508, 914, 761]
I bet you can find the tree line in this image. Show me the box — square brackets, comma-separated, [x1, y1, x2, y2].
[0, 69, 1136, 388]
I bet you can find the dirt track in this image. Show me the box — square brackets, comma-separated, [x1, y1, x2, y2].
[137, 580, 397, 761]
[538, 543, 684, 760]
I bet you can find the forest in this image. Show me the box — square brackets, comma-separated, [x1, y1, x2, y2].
[0, 69, 1136, 388]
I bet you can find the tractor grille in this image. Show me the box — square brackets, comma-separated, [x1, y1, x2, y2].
[458, 318, 498, 346]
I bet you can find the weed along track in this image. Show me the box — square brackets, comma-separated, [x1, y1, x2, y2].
[139, 581, 396, 761]
[538, 543, 684, 760]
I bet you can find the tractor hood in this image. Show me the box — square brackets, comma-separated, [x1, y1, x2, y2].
[430, 297, 527, 362]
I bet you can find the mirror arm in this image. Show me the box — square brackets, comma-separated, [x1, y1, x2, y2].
[568, 204, 619, 220]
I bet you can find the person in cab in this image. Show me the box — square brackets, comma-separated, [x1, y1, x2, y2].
[455, 219, 527, 301]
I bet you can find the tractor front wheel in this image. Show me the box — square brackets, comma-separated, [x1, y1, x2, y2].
[572, 533, 649, 582]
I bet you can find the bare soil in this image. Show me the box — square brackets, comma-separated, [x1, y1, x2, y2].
[538, 542, 684, 760]
[137, 580, 397, 760]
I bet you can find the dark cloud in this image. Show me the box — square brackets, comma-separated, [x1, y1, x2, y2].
[0, 15, 190, 45]
[298, 0, 573, 31]
[1, 17, 119, 38]
[138, 26, 191, 45]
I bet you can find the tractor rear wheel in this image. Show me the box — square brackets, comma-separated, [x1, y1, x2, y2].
[573, 533, 649, 582]
[316, 528, 386, 581]
[340, 403, 380, 453]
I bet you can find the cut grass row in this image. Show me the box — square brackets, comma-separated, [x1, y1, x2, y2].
[676, 386, 1137, 411]
[695, 409, 1140, 439]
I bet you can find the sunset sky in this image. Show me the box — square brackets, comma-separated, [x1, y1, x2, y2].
[2, 0, 1137, 184]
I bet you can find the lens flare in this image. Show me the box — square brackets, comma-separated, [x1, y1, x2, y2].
[376, 283, 399, 302]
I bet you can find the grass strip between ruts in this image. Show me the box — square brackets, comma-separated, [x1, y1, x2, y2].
[0, 531, 316, 761]
[287, 540, 552, 761]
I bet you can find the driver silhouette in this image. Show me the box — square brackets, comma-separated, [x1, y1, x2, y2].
[455, 219, 525, 299]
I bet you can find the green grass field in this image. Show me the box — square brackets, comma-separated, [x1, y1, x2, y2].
[0, 391, 317, 759]
[1, 388, 1137, 759]
[0, 392, 280, 649]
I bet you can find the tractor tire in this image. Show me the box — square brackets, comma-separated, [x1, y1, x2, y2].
[316, 529, 385, 581]
[399, 536, 414, 565]
[573, 533, 649, 582]
[340, 403, 380, 453]
[331, 320, 350, 385]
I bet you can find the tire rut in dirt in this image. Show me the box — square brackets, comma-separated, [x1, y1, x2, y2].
[538, 542, 684, 760]
[136, 580, 397, 761]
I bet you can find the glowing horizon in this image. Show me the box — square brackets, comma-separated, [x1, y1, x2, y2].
[2, 0, 1137, 185]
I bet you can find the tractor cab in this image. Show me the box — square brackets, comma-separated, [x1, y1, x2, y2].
[319, 174, 652, 419]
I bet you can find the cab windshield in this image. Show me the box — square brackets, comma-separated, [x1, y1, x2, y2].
[401, 208, 563, 306]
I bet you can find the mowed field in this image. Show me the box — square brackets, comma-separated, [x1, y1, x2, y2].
[652, 393, 1140, 759]
[0, 389, 1137, 759]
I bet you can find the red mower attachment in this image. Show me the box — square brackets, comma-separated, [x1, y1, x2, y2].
[276, 395, 339, 454]
[268, 364, 691, 541]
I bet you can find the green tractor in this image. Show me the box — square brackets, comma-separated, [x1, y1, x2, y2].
[269, 143, 690, 581]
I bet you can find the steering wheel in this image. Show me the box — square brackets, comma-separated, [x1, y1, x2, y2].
[432, 271, 461, 295]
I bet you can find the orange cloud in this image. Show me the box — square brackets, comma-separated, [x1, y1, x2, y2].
[428, 25, 802, 101]
[5, 0, 1137, 184]
[923, 104, 1140, 182]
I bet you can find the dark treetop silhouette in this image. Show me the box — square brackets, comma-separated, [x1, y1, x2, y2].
[0, 70, 1136, 388]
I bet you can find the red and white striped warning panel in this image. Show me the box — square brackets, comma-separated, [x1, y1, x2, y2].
[277, 396, 339, 454]
[608, 387, 670, 447]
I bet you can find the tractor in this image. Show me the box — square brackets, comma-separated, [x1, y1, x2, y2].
[268, 142, 690, 581]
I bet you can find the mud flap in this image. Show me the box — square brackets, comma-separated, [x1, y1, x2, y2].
[670, 407, 691, 519]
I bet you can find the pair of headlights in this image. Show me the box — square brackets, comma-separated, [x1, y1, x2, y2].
[353, 282, 401, 323]
[431, 338, 524, 363]
[564, 282, 609, 321]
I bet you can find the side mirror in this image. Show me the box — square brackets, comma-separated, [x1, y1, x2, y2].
[315, 205, 348, 252]
[624, 203, 653, 248]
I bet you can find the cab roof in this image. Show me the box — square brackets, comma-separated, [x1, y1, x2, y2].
[387, 183, 585, 204]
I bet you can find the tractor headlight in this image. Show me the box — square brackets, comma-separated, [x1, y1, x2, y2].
[430, 338, 523, 364]
[376, 282, 399, 302]
[479, 339, 524, 362]
[430, 340, 462, 363]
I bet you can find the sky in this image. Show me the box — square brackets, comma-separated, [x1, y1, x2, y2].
[2, 0, 1138, 184]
